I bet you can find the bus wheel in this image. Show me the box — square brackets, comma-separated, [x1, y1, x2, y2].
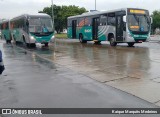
[6, 40, 11, 44]
[79, 34, 87, 43]
[30, 43, 36, 48]
[7, 40, 11, 44]
[110, 37, 117, 46]
[26, 43, 30, 47]
[94, 41, 101, 45]
[128, 43, 135, 47]
[44, 43, 48, 47]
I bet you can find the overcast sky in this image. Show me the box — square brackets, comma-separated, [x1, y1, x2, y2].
[0, 0, 160, 19]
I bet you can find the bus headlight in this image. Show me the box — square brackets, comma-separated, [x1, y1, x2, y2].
[30, 36, 36, 41]
[51, 35, 55, 39]
[51, 35, 55, 42]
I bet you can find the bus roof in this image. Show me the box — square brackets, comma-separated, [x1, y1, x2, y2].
[27, 13, 51, 18]
[68, 8, 148, 19]
[10, 13, 51, 21]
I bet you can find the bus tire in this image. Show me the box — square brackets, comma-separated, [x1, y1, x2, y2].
[44, 43, 48, 47]
[128, 43, 134, 47]
[26, 43, 30, 47]
[79, 34, 87, 43]
[8, 40, 11, 44]
[110, 37, 117, 46]
[30, 43, 36, 48]
[94, 41, 101, 45]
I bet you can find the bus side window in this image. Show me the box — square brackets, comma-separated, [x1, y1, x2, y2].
[100, 15, 107, 26]
[67, 19, 72, 27]
[94, 17, 100, 26]
[84, 17, 92, 26]
[78, 17, 85, 27]
[108, 13, 115, 26]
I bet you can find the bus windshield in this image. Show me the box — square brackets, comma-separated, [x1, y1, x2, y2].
[29, 18, 53, 33]
[128, 14, 150, 32]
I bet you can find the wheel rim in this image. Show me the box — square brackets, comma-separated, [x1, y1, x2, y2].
[110, 37, 117, 46]
[95, 41, 101, 44]
[128, 43, 134, 47]
[110, 38, 114, 45]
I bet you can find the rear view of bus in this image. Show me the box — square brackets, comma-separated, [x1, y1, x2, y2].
[0, 20, 11, 43]
[10, 13, 54, 47]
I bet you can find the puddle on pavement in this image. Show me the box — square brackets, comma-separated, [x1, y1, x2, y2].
[32, 54, 57, 70]
[4, 39, 160, 105]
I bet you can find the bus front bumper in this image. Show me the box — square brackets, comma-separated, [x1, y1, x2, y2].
[33, 36, 55, 44]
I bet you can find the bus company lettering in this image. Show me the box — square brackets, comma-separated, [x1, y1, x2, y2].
[85, 29, 91, 33]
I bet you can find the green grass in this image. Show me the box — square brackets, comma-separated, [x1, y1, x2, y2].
[55, 33, 67, 39]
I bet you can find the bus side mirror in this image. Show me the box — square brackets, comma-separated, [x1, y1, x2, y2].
[123, 16, 126, 22]
[150, 17, 153, 24]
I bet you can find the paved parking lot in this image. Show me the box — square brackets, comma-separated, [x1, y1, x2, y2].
[26, 37, 160, 106]
[1, 41, 160, 117]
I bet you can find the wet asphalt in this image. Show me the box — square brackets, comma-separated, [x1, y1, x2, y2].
[31, 37, 160, 106]
[0, 37, 160, 117]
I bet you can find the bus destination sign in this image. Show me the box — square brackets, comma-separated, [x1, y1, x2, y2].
[129, 9, 146, 14]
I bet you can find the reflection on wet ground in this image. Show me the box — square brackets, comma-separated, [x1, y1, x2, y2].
[17, 39, 160, 106]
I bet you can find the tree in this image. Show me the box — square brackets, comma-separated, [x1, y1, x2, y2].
[39, 5, 87, 33]
[151, 10, 160, 33]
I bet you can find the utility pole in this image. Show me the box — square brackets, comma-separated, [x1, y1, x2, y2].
[51, 0, 55, 31]
[95, 0, 96, 10]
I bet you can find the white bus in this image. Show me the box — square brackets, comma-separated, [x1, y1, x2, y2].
[67, 8, 152, 46]
[10, 13, 54, 47]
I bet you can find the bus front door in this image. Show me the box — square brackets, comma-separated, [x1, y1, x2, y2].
[72, 20, 77, 39]
[116, 15, 123, 42]
[92, 18, 99, 40]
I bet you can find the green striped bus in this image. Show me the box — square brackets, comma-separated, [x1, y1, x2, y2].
[0, 20, 12, 43]
[67, 8, 152, 46]
[10, 13, 54, 47]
